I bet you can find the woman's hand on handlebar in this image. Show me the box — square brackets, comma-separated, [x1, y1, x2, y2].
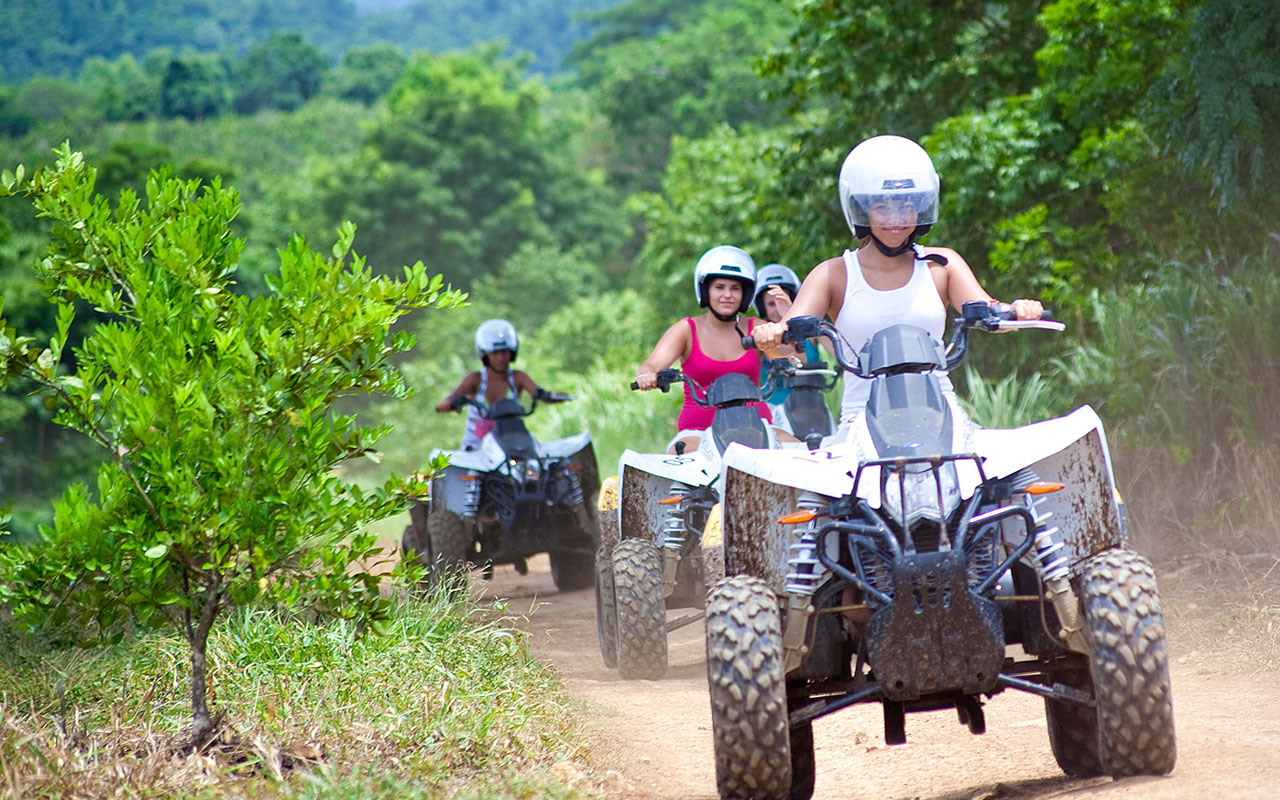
[633, 371, 659, 390]
[1010, 298, 1044, 320]
[747, 320, 788, 351]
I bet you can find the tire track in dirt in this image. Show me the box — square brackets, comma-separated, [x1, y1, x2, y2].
[482, 555, 1280, 800]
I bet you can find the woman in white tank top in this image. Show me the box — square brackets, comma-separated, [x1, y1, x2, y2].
[748, 135, 1044, 437]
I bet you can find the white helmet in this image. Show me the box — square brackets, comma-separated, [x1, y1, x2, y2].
[838, 135, 940, 239]
[693, 245, 756, 314]
[474, 318, 518, 364]
[753, 263, 801, 317]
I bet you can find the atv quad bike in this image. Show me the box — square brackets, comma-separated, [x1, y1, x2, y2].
[595, 370, 796, 679]
[704, 306, 1175, 800]
[402, 391, 601, 591]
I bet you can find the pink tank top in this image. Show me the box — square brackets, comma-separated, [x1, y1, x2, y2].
[677, 317, 772, 430]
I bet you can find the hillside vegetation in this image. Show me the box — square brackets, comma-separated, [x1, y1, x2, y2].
[0, 0, 1276, 795]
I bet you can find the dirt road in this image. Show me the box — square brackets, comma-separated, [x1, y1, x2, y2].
[480, 555, 1280, 800]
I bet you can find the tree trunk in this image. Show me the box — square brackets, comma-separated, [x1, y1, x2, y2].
[186, 585, 222, 750]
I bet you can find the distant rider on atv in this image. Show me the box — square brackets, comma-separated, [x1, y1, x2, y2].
[749, 135, 1043, 439]
[634, 246, 779, 455]
[752, 263, 830, 414]
[436, 318, 565, 450]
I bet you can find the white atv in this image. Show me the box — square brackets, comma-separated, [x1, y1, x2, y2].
[705, 305, 1175, 800]
[595, 370, 794, 679]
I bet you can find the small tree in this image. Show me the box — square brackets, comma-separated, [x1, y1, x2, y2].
[0, 145, 463, 746]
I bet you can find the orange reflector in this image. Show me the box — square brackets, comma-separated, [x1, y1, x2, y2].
[778, 510, 818, 525]
[565, 463, 582, 472]
[460, 475, 477, 482]
[658, 495, 683, 505]
[1025, 481, 1065, 495]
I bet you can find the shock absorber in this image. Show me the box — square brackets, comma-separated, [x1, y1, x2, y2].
[462, 470, 481, 519]
[1026, 494, 1085, 650]
[782, 491, 827, 673]
[784, 492, 826, 595]
[661, 482, 691, 553]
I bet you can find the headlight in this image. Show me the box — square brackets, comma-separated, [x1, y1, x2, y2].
[882, 463, 961, 526]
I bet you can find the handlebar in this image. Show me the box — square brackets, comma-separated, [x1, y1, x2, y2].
[630, 368, 683, 392]
[448, 389, 571, 418]
[742, 304, 1063, 378]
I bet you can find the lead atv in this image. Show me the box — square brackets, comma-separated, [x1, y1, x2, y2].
[705, 305, 1175, 800]
[403, 390, 601, 591]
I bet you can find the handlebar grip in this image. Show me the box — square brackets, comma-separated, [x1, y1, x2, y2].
[629, 381, 640, 390]
[740, 334, 756, 350]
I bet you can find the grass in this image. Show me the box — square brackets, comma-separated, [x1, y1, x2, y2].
[0, 589, 593, 800]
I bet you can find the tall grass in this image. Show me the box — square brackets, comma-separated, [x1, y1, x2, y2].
[0, 591, 589, 799]
[1051, 252, 1280, 558]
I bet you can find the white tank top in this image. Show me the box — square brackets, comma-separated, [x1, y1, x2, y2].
[833, 248, 952, 428]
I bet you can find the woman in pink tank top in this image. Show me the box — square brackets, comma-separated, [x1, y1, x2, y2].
[634, 245, 773, 454]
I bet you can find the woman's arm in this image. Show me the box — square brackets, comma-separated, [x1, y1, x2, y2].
[634, 319, 692, 390]
[436, 371, 480, 412]
[754, 257, 843, 349]
[928, 246, 1043, 320]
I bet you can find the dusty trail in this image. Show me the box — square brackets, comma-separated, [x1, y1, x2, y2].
[480, 555, 1280, 800]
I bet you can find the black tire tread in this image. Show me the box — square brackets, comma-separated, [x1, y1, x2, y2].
[595, 542, 618, 669]
[613, 539, 667, 679]
[705, 575, 793, 800]
[1079, 549, 1177, 777]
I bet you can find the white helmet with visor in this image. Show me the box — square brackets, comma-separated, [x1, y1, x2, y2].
[693, 245, 756, 314]
[838, 135, 940, 241]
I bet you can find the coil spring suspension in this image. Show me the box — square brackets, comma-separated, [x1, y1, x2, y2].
[783, 492, 826, 595]
[1027, 495, 1068, 583]
[662, 482, 691, 551]
[463, 472, 481, 518]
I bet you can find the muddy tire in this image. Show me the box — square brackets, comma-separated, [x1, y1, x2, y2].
[550, 544, 595, 592]
[1078, 549, 1177, 777]
[595, 543, 618, 669]
[1044, 663, 1103, 777]
[426, 509, 472, 588]
[705, 575, 793, 800]
[613, 539, 667, 679]
[600, 507, 620, 545]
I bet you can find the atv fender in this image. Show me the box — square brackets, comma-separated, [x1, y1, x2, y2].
[973, 406, 1125, 561]
[429, 464, 479, 517]
[719, 464, 800, 590]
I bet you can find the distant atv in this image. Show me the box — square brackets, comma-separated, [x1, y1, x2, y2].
[705, 307, 1175, 800]
[403, 391, 601, 591]
[596, 370, 793, 680]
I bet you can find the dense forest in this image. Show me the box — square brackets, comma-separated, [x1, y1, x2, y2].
[0, 0, 1277, 567]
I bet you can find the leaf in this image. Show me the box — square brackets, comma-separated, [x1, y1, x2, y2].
[144, 544, 168, 559]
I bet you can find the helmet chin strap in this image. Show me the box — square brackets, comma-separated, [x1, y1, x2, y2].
[869, 232, 916, 257]
[711, 309, 739, 323]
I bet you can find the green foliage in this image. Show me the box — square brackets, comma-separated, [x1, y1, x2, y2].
[633, 125, 795, 312]
[233, 33, 330, 115]
[571, 0, 790, 192]
[326, 43, 409, 105]
[160, 52, 232, 120]
[320, 46, 624, 283]
[1153, 0, 1280, 212]
[757, 1, 1049, 258]
[956, 365, 1061, 429]
[0, 146, 464, 738]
